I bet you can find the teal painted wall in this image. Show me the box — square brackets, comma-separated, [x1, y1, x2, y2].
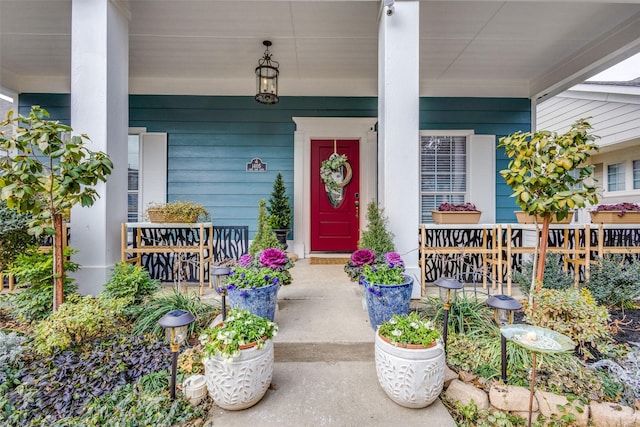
[19, 94, 529, 234]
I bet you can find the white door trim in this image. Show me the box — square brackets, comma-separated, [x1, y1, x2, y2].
[292, 117, 378, 258]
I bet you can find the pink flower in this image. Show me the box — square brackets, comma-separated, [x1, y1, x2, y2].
[238, 254, 253, 267]
[259, 248, 288, 270]
[384, 252, 404, 268]
[350, 249, 375, 267]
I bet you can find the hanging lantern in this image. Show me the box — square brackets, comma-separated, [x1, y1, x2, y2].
[255, 40, 279, 104]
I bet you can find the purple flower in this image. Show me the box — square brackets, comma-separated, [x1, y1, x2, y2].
[227, 284, 237, 290]
[260, 248, 288, 270]
[350, 249, 375, 267]
[384, 252, 404, 268]
[240, 290, 248, 297]
[238, 254, 253, 267]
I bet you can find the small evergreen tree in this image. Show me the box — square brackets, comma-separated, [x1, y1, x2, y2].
[249, 199, 281, 256]
[358, 201, 395, 256]
[267, 173, 292, 230]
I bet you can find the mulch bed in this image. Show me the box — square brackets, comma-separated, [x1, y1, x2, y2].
[609, 308, 640, 345]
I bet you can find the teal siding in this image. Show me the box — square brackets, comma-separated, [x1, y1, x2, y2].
[19, 94, 529, 232]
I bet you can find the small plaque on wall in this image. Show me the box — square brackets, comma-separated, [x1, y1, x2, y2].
[246, 158, 267, 172]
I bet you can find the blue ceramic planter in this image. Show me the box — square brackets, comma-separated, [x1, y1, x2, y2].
[363, 274, 413, 330]
[227, 281, 280, 321]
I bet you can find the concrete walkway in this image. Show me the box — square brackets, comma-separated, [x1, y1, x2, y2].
[206, 259, 457, 426]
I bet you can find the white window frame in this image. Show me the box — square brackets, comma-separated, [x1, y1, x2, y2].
[128, 127, 167, 221]
[603, 158, 640, 198]
[419, 130, 495, 223]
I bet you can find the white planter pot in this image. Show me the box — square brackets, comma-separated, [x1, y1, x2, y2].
[183, 374, 207, 406]
[204, 338, 274, 410]
[374, 332, 445, 408]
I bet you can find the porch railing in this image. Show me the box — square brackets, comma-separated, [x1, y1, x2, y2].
[419, 223, 640, 296]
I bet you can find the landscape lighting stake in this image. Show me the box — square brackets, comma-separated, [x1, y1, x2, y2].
[158, 309, 196, 399]
[434, 277, 463, 354]
[486, 294, 522, 381]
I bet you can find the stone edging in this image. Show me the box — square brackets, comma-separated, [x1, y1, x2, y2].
[442, 366, 640, 426]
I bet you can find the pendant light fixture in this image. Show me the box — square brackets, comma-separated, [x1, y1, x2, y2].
[255, 40, 279, 104]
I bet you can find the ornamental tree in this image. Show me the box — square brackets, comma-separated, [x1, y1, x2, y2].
[267, 172, 292, 230]
[0, 106, 113, 311]
[498, 118, 599, 294]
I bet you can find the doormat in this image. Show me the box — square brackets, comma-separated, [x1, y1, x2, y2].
[308, 257, 350, 265]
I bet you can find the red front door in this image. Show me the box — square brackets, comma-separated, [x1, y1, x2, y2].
[311, 139, 360, 251]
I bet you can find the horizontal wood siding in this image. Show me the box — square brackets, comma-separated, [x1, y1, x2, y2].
[19, 94, 530, 232]
[420, 97, 531, 223]
[130, 96, 376, 238]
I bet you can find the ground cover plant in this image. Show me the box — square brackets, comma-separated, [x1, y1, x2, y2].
[0, 262, 219, 426]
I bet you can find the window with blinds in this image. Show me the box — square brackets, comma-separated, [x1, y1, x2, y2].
[420, 135, 467, 223]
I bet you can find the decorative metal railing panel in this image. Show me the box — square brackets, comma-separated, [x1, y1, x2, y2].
[419, 224, 640, 296]
[213, 226, 249, 262]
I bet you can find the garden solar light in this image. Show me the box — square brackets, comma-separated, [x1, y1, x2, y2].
[158, 309, 195, 399]
[486, 294, 522, 381]
[434, 276, 463, 354]
[211, 268, 230, 320]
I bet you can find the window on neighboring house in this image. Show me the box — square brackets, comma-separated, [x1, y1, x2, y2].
[607, 162, 625, 192]
[634, 160, 640, 190]
[128, 135, 140, 222]
[420, 135, 467, 223]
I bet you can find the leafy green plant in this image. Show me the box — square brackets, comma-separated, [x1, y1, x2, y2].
[361, 252, 405, 285]
[132, 288, 218, 338]
[358, 201, 395, 256]
[60, 379, 205, 427]
[33, 295, 124, 355]
[427, 294, 495, 335]
[178, 345, 204, 375]
[512, 253, 574, 296]
[267, 172, 292, 230]
[585, 255, 640, 308]
[442, 397, 526, 427]
[102, 262, 160, 305]
[498, 118, 599, 290]
[377, 312, 440, 347]
[200, 308, 277, 361]
[6, 248, 78, 322]
[248, 199, 281, 255]
[0, 334, 172, 426]
[145, 200, 209, 223]
[0, 106, 113, 311]
[523, 288, 610, 357]
[0, 200, 34, 271]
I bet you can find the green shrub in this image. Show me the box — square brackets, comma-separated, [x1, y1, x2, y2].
[524, 288, 610, 356]
[249, 199, 281, 256]
[0, 200, 35, 271]
[267, 172, 292, 230]
[103, 262, 160, 305]
[426, 294, 494, 335]
[512, 252, 574, 296]
[358, 201, 395, 256]
[33, 295, 122, 355]
[6, 248, 78, 321]
[132, 289, 218, 339]
[585, 255, 640, 308]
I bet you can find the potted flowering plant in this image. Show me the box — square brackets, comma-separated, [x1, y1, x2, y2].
[590, 202, 640, 224]
[431, 202, 481, 224]
[344, 248, 376, 281]
[200, 308, 278, 410]
[374, 312, 445, 408]
[361, 252, 413, 330]
[225, 248, 294, 321]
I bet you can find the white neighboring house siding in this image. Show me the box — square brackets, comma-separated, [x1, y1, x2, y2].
[537, 82, 640, 220]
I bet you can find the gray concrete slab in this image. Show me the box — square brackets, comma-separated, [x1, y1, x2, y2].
[208, 361, 457, 427]
[205, 259, 458, 426]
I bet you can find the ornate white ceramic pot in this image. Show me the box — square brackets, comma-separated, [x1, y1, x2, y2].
[374, 332, 445, 408]
[204, 338, 274, 410]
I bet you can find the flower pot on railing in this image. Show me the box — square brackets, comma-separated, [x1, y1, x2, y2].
[431, 210, 481, 224]
[515, 211, 574, 224]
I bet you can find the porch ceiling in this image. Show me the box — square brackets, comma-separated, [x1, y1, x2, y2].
[1, 0, 640, 99]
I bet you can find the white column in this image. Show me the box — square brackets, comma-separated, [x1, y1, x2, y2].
[378, 0, 421, 297]
[70, 0, 130, 295]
